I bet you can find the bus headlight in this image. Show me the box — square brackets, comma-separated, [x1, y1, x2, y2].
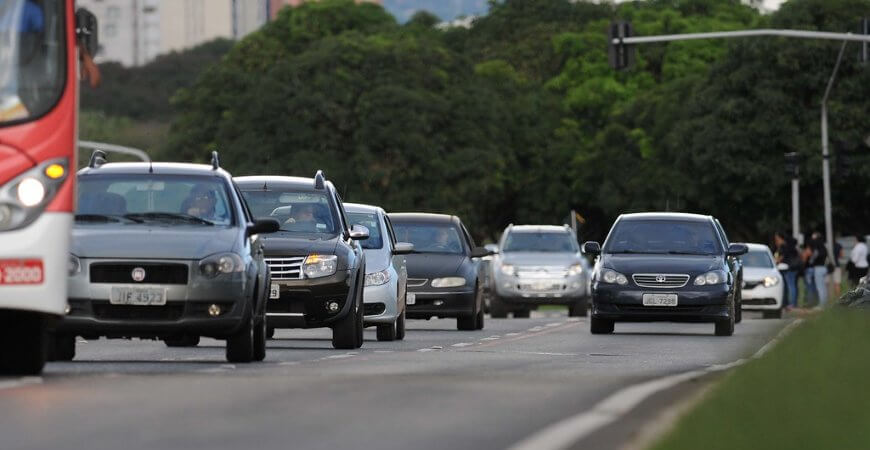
[17, 178, 46, 207]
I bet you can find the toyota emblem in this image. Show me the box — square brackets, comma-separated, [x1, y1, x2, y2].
[655, 275, 666, 283]
[131, 267, 146, 282]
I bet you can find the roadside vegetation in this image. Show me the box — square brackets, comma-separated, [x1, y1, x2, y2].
[81, 0, 870, 242]
[650, 310, 870, 450]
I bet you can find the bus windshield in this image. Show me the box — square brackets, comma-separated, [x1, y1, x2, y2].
[0, 0, 65, 125]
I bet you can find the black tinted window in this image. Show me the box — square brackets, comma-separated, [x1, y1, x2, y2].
[392, 222, 464, 254]
[241, 190, 337, 234]
[604, 220, 721, 255]
[503, 232, 578, 253]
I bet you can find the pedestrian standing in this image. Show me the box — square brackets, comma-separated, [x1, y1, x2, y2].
[800, 242, 816, 307]
[774, 231, 800, 310]
[808, 232, 828, 307]
[849, 234, 868, 284]
[832, 240, 843, 298]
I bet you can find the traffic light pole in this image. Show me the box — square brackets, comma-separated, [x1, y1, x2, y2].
[792, 177, 800, 242]
[821, 40, 848, 270]
[613, 28, 870, 46]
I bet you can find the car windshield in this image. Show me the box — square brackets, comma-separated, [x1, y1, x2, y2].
[604, 220, 721, 255]
[503, 231, 578, 253]
[348, 212, 383, 250]
[743, 250, 774, 268]
[392, 222, 464, 255]
[0, 0, 65, 125]
[77, 174, 234, 226]
[241, 190, 337, 234]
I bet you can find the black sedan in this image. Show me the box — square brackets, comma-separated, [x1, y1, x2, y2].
[584, 213, 747, 336]
[389, 213, 490, 331]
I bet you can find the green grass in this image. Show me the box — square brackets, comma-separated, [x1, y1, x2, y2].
[650, 311, 870, 450]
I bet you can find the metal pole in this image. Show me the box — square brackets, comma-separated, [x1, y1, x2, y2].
[792, 177, 800, 241]
[616, 29, 870, 45]
[821, 40, 848, 297]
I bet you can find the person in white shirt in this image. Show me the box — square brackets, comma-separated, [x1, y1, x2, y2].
[849, 235, 868, 284]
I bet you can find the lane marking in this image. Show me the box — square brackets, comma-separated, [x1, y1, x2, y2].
[505, 332, 521, 337]
[507, 319, 803, 450]
[0, 377, 42, 391]
[528, 326, 544, 332]
[471, 321, 581, 350]
[451, 342, 474, 348]
[545, 323, 562, 327]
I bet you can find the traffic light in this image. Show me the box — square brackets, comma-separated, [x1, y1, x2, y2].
[784, 152, 800, 178]
[609, 21, 635, 70]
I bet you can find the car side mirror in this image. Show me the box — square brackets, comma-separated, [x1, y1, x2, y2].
[471, 246, 493, 258]
[393, 242, 414, 255]
[583, 241, 601, 255]
[349, 224, 370, 240]
[484, 244, 499, 254]
[248, 218, 280, 236]
[76, 8, 99, 56]
[727, 243, 749, 256]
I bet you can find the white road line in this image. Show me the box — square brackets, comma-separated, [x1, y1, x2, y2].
[373, 350, 394, 353]
[507, 320, 803, 450]
[0, 377, 42, 391]
[505, 332, 521, 337]
[417, 348, 437, 352]
[480, 337, 500, 341]
[545, 322, 562, 327]
[528, 326, 544, 332]
[451, 342, 474, 347]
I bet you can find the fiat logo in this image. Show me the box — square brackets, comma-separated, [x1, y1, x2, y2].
[131, 267, 146, 282]
[655, 275, 666, 283]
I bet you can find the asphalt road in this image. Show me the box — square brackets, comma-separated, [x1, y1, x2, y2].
[0, 311, 787, 450]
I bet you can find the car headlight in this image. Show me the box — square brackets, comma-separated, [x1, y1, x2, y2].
[365, 269, 390, 287]
[199, 253, 244, 278]
[431, 277, 466, 288]
[763, 276, 780, 288]
[567, 264, 583, 276]
[499, 264, 516, 276]
[694, 270, 727, 286]
[303, 254, 338, 279]
[0, 158, 69, 232]
[600, 269, 628, 285]
[68, 254, 81, 276]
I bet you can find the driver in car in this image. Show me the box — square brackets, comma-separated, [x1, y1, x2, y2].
[284, 204, 320, 231]
[182, 185, 217, 222]
[432, 228, 458, 252]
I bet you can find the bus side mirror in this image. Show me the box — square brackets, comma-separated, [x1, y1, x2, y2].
[76, 8, 99, 56]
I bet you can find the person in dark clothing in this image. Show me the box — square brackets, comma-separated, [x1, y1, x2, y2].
[774, 231, 800, 310]
[807, 232, 828, 307]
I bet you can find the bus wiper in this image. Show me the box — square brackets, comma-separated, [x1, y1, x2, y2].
[125, 212, 215, 226]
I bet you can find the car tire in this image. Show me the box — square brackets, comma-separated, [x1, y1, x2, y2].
[513, 309, 531, 319]
[490, 295, 508, 319]
[163, 335, 200, 347]
[266, 326, 276, 340]
[568, 297, 588, 317]
[332, 308, 358, 350]
[457, 314, 476, 330]
[762, 308, 783, 319]
[590, 316, 614, 334]
[51, 334, 76, 362]
[715, 303, 736, 336]
[475, 307, 485, 330]
[226, 314, 255, 363]
[0, 313, 46, 376]
[735, 298, 743, 323]
[396, 308, 406, 340]
[253, 316, 267, 362]
[376, 322, 397, 341]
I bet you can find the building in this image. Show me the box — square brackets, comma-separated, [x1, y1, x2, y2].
[268, 0, 382, 20]
[77, 0, 269, 67]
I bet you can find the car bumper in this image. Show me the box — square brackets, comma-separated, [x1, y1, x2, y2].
[591, 282, 731, 322]
[363, 279, 400, 325]
[407, 289, 475, 319]
[741, 284, 784, 310]
[268, 270, 356, 328]
[493, 273, 587, 303]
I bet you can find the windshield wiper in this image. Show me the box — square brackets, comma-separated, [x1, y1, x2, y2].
[667, 251, 711, 256]
[125, 212, 215, 226]
[611, 250, 655, 254]
[75, 214, 121, 223]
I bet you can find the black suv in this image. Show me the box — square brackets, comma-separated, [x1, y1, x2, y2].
[235, 172, 368, 349]
[62, 152, 280, 363]
[584, 213, 747, 336]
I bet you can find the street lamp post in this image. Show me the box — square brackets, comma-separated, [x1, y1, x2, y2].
[821, 41, 848, 271]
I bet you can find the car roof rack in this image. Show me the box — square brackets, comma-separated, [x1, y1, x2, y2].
[314, 170, 325, 190]
[79, 141, 151, 171]
[211, 151, 220, 170]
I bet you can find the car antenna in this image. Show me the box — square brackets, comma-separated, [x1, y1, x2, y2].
[211, 151, 220, 170]
[314, 170, 325, 190]
[262, 180, 268, 191]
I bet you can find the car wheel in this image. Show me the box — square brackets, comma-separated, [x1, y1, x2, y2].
[50, 334, 76, 361]
[0, 313, 46, 376]
[475, 307, 485, 330]
[226, 314, 255, 363]
[568, 297, 588, 317]
[735, 298, 743, 323]
[396, 309, 406, 340]
[590, 316, 614, 334]
[332, 307, 357, 350]
[267, 326, 276, 339]
[513, 310, 531, 319]
[762, 308, 783, 319]
[376, 322, 397, 341]
[253, 316, 267, 362]
[355, 299, 364, 349]
[163, 335, 200, 347]
[490, 295, 508, 319]
[715, 302, 736, 336]
[457, 314, 476, 330]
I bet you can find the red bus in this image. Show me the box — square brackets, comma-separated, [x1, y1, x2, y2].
[0, 0, 97, 375]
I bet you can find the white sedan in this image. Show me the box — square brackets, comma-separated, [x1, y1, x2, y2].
[740, 243, 784, 319]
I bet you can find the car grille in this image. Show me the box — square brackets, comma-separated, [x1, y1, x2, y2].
[92, 303, 185, 321]
[90, 263, 189, 285]
[632, 274, 690, 288]
[516, 266, 569, 278]
[266, 257, 305, 280]
[743, 298, 778, 306]
[407, 278, 428, 288]
[743, 281, 763, 289]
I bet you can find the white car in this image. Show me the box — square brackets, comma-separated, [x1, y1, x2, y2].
[345, 203, 414, 341]
[740, 243, 784, 319]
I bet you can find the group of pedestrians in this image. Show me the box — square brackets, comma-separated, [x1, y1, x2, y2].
[774, 231, 869, 310]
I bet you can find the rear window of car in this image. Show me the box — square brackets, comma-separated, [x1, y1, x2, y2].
[348, 212, 383, 250]
[743, 250, 774, 268]
[241, 190, 337, 234]
[503, 231, 578, 253]
[392, 221, 464, 255]
[604, 219, 722, 255]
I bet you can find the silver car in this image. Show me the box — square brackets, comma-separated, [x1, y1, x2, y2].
[490, 225, 591, 318]
[345, 203, 413, 341]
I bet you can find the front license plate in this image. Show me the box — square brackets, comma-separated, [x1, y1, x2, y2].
[642, 293, 678, 307]
[111, 287, 167, 306]
[270, 283, 280, 299]
[406, 293, 416, 305]
[0, 259, 44, 285]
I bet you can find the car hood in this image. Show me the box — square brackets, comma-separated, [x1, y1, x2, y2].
[363, 248, 391, 273]
[405, 253, 466, 278]
[603, 254, 721, 275]
[500, 252, 581, 267]
[261, 232, 339, 257]
[72, 225, 238, 259]
[743, 267, 779, 281]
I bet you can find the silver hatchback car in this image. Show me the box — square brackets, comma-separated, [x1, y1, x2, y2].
[345, 203, 414, 341]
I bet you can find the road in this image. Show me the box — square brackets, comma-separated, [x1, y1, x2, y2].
[0, 312, 787, 450]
